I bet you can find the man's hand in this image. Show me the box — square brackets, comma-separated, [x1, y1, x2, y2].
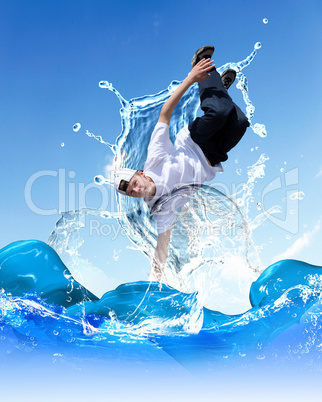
[188, 58, 215, 84]
[158, 58, 215, 125]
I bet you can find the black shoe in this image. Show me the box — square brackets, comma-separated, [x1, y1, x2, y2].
[221, 69, 236, 90]
[191, 46, 215, 68]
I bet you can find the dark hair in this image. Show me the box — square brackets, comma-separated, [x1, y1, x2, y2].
[118, 179, 129, 192]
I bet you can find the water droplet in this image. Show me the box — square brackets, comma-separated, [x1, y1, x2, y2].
[237, 199, 244, 207]
[286, 235, 291, 240]
[246, 105, 255, 114]
[255, 42, 262, 50]
[236, 168, 242, 176]
[290, 209, 295, 215]
[235, 159, 238, 164]
[253, 165, 265, 178]
[251, 148, 254, 152]
[61, 142, 65, 147]
[290, 191, 305, 200]
[280, 168, 284, 173]
[256, 202, 262, 210]
[94, 175, 106, 185]
[263, 18, 268, 24]
[99, 80, 111, 89]
[100, 211, 111, 219]
[253, 123, 267, 137]
[113, 249, 120, 261]
[73, 123, 81, 132]
[284, 161, 287, 165]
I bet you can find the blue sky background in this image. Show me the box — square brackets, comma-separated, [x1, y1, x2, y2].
[1, 0, 322, 290]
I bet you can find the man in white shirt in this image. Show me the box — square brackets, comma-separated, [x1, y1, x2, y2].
[114, 46, 249, 281]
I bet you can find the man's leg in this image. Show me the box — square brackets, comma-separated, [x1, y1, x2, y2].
[205, 102, 249, 164]
[189, 67, 235, 146]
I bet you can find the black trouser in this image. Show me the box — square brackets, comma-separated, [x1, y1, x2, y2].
[188, 68, 249, 166]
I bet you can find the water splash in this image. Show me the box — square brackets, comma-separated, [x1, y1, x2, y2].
[47, 43, 276, 314]
[84, 129, 115, 150]
[253, 123, 267, 138]
[290, 191, 305, 200]
[2, 43, 322, 374]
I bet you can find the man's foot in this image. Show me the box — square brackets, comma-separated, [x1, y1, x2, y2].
[221, 69, 236, 90]
[191, 46, 215, 68]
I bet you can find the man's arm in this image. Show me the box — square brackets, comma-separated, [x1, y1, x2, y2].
[149, 229, 172, 282]
[158, 58, 215, 125]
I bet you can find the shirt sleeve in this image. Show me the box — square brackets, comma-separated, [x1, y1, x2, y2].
[154, 212, 177, 234]
[148, 122, 175, 156]
[152, 188, 199, 234]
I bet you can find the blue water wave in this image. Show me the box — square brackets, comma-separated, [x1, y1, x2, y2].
[1, 240, 322, 365]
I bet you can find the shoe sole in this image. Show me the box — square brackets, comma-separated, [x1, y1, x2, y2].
[221, 68, 237, 90]
[191, 46, 215, 68]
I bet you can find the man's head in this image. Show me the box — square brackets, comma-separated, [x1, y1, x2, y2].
[114, 169, 156, 198]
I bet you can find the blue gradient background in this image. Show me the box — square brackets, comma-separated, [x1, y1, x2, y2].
[1, 0, 322, 400]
